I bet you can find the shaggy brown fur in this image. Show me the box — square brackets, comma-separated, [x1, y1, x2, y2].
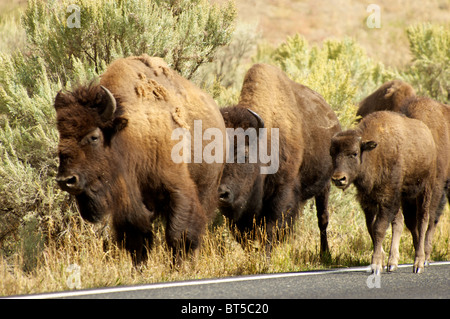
[356, 80, 415, 118]
[330, 111, 437, 274]
[218, 63, 341, 254]
[400, 97, 450, 260]
[55, 55, 225, 265]
[357, 83, 449, 266]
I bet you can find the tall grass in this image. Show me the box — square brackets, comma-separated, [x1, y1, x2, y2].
[0, 0, 449, 296]
[1, 190, 448, 296]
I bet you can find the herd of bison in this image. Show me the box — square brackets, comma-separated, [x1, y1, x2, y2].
[54, 54, 449, 274]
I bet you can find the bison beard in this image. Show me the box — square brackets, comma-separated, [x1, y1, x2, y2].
[76, 192, 105, 223]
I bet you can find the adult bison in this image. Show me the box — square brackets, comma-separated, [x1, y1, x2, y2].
[356, 80, 415, 119]
[54, 54, 225, 265]
[218, 63, 341, 254]
[399, 97, 450, 262]
[330, 111, 437, 274]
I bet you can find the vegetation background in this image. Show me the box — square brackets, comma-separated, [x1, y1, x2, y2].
[0, 0, 448, 296]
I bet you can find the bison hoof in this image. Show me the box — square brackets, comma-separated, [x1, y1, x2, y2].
[413, 266, 424, 274]
[424, 260, 430, 267]
[370, 264, 382, 275]
[387, 264, 398, 272]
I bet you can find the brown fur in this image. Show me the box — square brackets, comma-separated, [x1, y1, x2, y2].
[357, 83, 450, 266]
[356, 80, 415, 118]
[55, 54, 225, 265]
[400, 97, 450, 259]
[330, 111, 437, 273]
[218, 63, 341, 254]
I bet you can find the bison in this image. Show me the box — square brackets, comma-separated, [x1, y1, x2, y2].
[356, 80, 415, 119]
[330, 111, 438, 274]
[399, 97, 450, 262]
[54, 54, 225, 265]
[358, 81, 449, 265]
[218, 63, 341, 254]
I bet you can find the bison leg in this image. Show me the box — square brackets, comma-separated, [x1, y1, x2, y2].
[387, 210, 404, 272]
[264, 185, 299, 246]
[413, 187, 432, 273]
[165, 186, 207, 266]
[115, 222, 153, 267]
[424, 189, 447, 265]
[360, 198, 379, 251]
[113, 203, 155, 267]
[402, 198, 419, 248]
[315, 183, 331, 255]
[367, 201, 400, 275]
[370, 215, 388, 275]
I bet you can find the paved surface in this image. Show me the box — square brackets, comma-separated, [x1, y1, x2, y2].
[13, 262, 449, 300]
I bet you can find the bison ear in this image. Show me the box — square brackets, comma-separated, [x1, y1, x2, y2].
[112, 117, 128, 132]
[361, 140, 377, 152]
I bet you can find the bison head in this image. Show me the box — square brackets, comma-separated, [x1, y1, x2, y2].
[330, 130, 377, 190]
[54, 84, 128, 222]
[218, 107, 265, 222]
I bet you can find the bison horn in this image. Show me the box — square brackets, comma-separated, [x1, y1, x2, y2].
[247, 109, 265, 129]
[100, 85, 117, 120]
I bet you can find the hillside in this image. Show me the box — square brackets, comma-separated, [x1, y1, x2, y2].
[215, 0, 449, 67]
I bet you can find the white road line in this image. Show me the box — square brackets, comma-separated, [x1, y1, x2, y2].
[8, 261, 450, 299]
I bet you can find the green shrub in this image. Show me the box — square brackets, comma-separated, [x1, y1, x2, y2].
[0, 50, 70, 256]
[403, 23, 449, 103]
[22, 0, 236, 85]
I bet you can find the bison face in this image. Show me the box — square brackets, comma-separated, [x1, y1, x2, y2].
[56, 127, 104, 195]
[218, 150, 264, 221]
[218, 107, 265, 222]
[330, 131, 377, 190]
[54, 85, 128, 222]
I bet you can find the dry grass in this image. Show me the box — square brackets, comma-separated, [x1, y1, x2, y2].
[1, 187, 448, 297]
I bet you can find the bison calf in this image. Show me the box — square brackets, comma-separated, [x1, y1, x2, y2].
[330, 111, 437, 274]
[358, 82, 450, 263]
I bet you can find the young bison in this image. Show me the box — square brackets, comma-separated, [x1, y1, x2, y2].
[218, 63, 341, 254]
[357, 85, 449, 266]
[330, 111, 437, 274]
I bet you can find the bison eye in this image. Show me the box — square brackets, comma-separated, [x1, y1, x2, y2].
[81, 128, 102, 146]
[349, 152, 358, 159]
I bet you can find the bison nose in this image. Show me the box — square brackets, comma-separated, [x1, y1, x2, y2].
[56, 174, 81, 193]
[331, 173, 348, 188]
[218, 185, 233, 205]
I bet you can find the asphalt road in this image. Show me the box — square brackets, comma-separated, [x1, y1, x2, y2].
[14, 262, 449, 300]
